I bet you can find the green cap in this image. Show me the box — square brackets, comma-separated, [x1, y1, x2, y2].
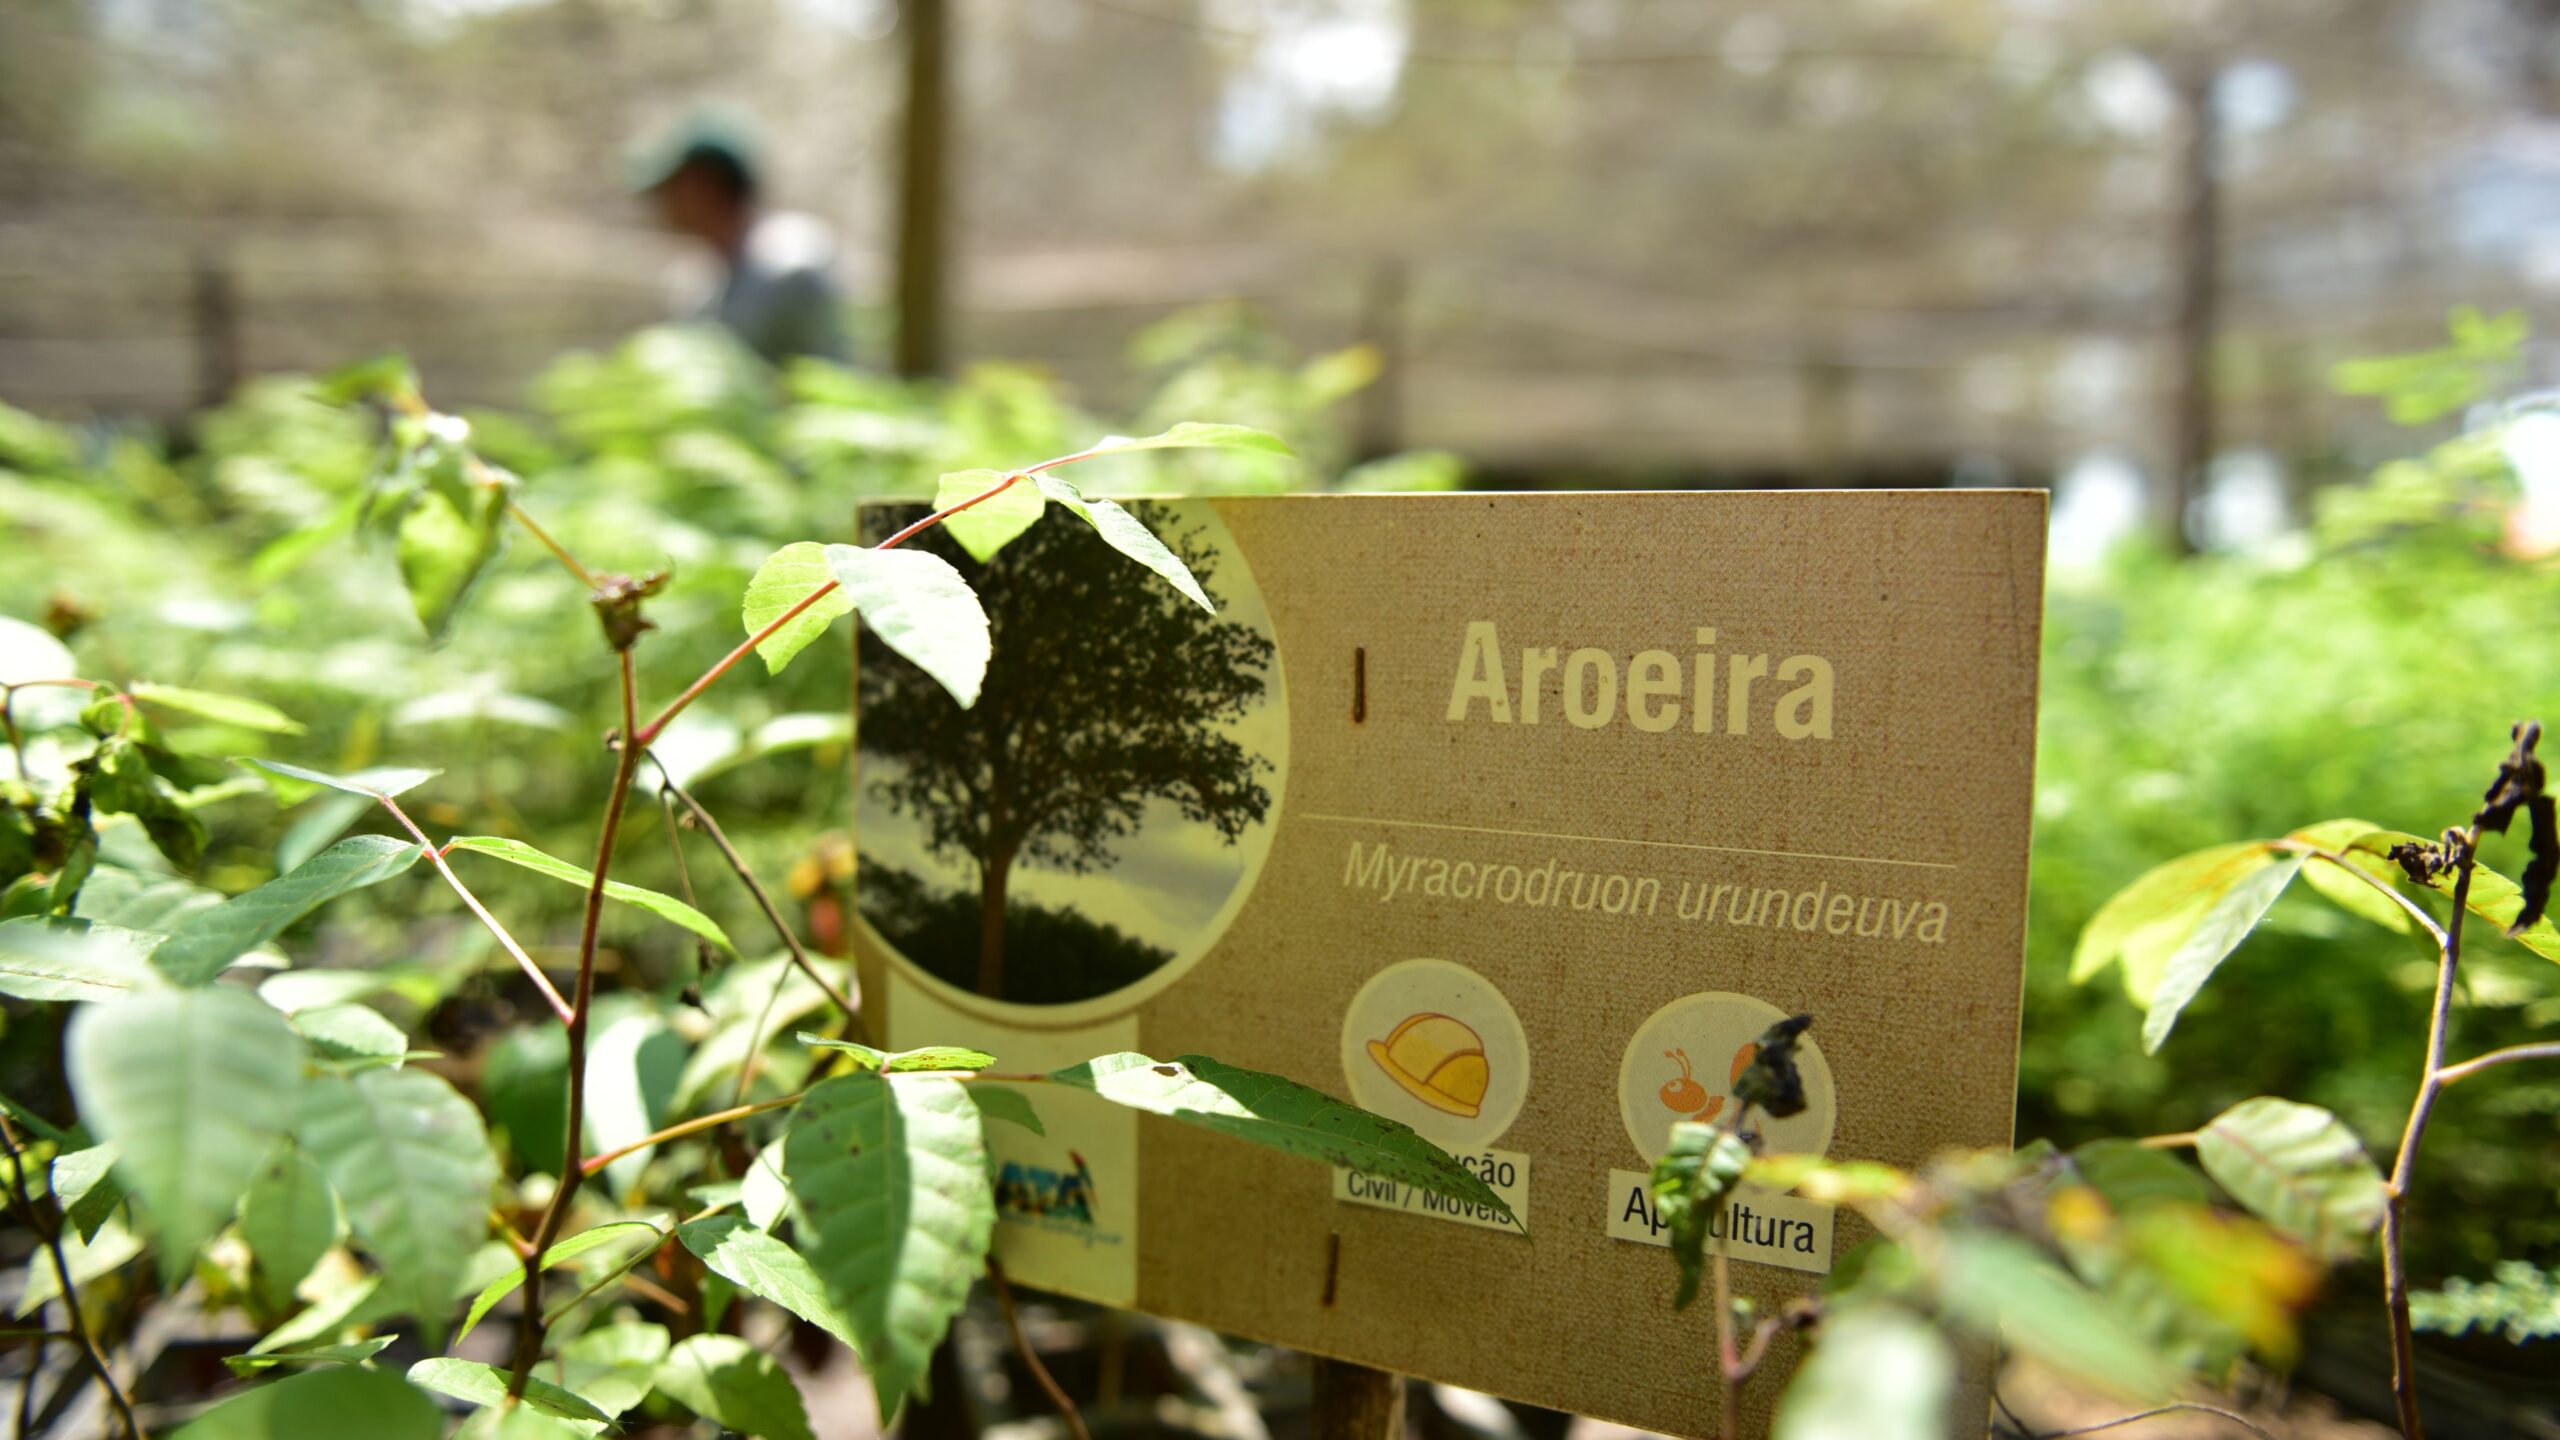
[624, 106, 763, 195]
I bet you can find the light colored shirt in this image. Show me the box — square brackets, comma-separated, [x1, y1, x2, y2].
[689, 211, 850, 365]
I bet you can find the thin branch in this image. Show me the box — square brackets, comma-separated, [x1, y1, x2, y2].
[2434, 1040, 2560, 1087]
[2026, 1403, 2279, 1440]
[505, 502, 594, 589]
[652, 761, 859, 1024]
[990, 1260, 1094, 1440]
[0, 1121, 140, 1440]
[376, 793, 572, 1024]
[2136, 1131, 2199, 1150]
[578, 1094, 806, 1178]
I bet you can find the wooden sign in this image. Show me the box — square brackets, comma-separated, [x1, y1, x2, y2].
[851, 490, 2046, 1438]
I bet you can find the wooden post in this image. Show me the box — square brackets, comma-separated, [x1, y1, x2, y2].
[192, 243, 242, 409]
[894, 0, 950, 379]
[2160, 61, 2220, 555]
[1312, 1357, 1405, 1440]
[1354, 258, 1409, 460]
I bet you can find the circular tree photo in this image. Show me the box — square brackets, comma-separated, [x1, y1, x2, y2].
[855, 499, 1284, 1009]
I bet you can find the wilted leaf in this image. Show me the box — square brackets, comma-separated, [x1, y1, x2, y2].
[655, 1334, 815, 1440]
[2195, 1097, 2385, 1262]
[740, 542, 853, 676]
[1050, 1053, 1510, 1222]
[783, 1074, 993, 1419]
[2142, 855, 2303, 1053]
[1650, 1121, 1750, 1309]
[933, 470, 1043, 562]
[299, 1067, 500, 1347]
[445, 835, 735, 955]
[823, 543, 992, 709]
[65, 986, 304, 1280]
[151, 836, 422, 987]
[1029, 475, 1215, 612]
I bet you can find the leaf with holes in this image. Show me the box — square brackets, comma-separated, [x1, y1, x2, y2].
[150, 836, 422, 987]
[298, 1067, 499, 1347]
[741, 542, 855, 675]
[2141, 855, 2302, 1054]
[823, 544, 992, 709]
[2195, 1097, 2385, 1263]
[65, 986, 304, 1281]
[1051, 1053, 1511, 1223]
[444, 835, 735, 955]
[1030, 475, 1214, 612]
[934, 470, 1043, 562]
[782, 1074, 993, 1420]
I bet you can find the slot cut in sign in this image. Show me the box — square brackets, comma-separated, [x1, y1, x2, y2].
[851, 490, 2045, 1439]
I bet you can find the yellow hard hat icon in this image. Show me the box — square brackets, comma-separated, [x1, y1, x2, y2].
[1366, 1012, 1489, 1118]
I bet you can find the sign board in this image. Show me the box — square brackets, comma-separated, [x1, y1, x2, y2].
[851, 490, 2046, 1438]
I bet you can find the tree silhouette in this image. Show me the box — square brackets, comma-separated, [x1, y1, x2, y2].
[858, 502, 1274, 1000]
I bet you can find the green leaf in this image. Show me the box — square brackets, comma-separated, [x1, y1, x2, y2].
[1771, 1305, 1952, 1440]
[244, 759, 439, 802]
[1937, 1230, 2174, 1397]
[970, 1086, 1045, 1137]
[129, 684, 306, 736]
[1080, 422, 1293, 458]
[222, 1336, 396, 1376]
[797, 1034, 995, 1073]
[407, 1357, 610, 1424]
[151, 835, 422, 987]
[934, 470, 1045, 562]
[456, 1220, 663, 1343]
[247, 1274, 382, 1356]
[1649, 1122, 1751, 1308]
[822, 543, 992, 709]
[14, 1219, 142, 1317]
[170, 1366, 442, 1440]
[2070, 842, 2274, 988]
[238, 1150, 340, 1312]
[2287, 820, 2413, 935]
[0, 917, 156, 1002]
[51, 1142, 124, 1242]
[655, 1334, 815, 1440]
[277, 791, 374, 874]
[677, 1214, 860, 1350]
[65, 986, 304, 1280]
[1030, 475, 1214, 612]
[2348, 829, 2560, 964]
[1050, 1053, 1512, 1223]
[444, 835, 736, 955]
[741, 542, 854, 675]
[586, 1012, 687, 1192]
[2141, 854, 2302, 1054]
[314, 352, 420, 407]
[2067, 1139, 2210, 1214]
[396, 477, 509, 642]
[742, 1137, 793, 1230]
[783, 1074, 994, 1419]
[298, 1067, 500, 1347]
[291, 1003, 410, 1066]
[2194, 1097, 2385, 1262]
[560, 1320, 670, 1420]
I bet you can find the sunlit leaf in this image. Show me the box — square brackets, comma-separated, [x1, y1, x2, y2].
[654, 1334, 815, 1440]
[2287, 820, 2413, 935]
[299, 1067, 499, 1347]
[170, 1365, 441, 1440]
[2141, 855, 2302, 1053]
[65, 986, 304, 1280]
[396, 478, 509, 643]
[583, 1011, 687, 1192]
[2349, 829, 2560, 964]
[407, 1357, 609, 1424]
[243, 759, 439, 802]
[1079, 422, 1293, 459]
[2067, 1139, 2210, 1214]
[0, 917, 157, 1002]
[456, 1220, 663, 1343]
[740, 542, 853, 675]
[798, 1034, 994, 1073]
[1937, 1230, 2174, 1397]
[822, 543, 992, 709]
[445, 835, 735, 955]
[128, 684, 305, 736]
[13, 1218, 142, 1317]
[782, 1074, 993, 1420]
[559, 1320, 670, 1420]
[1051, 1053, 1511, 1223]
[2195, 1097, 2385, 1262]
[221, 1337, 396, 1376]
[238, 1149, 341, 1312]
[152, 836, 422, 987]
[1030, 475, 1214, 613]
[1771, 1306, 1952, 1440]
[933, 470, 1043, 562]
[291, 1003, 410, 1066]
[51, 1142, 123, 1242]
[678, 1214, 859, 1350]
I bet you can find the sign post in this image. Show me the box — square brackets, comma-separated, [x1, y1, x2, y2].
[853, 490, 2047, 1438]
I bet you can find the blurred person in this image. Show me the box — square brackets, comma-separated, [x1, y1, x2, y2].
[629, 111, 850, 366]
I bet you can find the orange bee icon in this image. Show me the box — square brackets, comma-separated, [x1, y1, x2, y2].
[1658, 1042, 1758, 1124]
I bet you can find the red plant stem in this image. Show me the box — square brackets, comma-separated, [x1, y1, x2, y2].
[507, 649, 646, 1396]
[2379, 827, 2476, 1440]
[633, 468, 1033, 747]
[377, 795, 572, 1024]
